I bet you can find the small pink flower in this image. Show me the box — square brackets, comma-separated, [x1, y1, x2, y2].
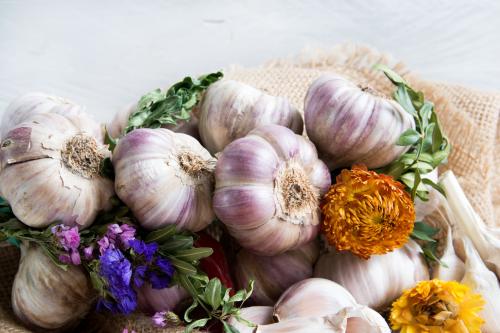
[152, 311, 167, 327]
[119, 224, 136, 248]
[122, 328, 136, 333]
[83, 245, 95, 260]
[60, 226, 80, 251]
[58, 253, 72, 264]
[97, 236, 114, 255]
[70, 250, 81, 265]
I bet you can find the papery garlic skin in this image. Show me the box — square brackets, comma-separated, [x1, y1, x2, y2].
[0, 113, 114, 228]
[459, 237, 500, 333]
[414, 169, 440, 221]
[1, 92, 103, 141]
[113, 128, 215, 231]
[314, 240, 429, 311]
[199, 80, 303, 154]
[137, 284, 189, 315]
[304, 74, 415, 169]
[214, 125, 331, 255]
[273, 278, 357, 321]
[234, 240, 319, 305]
[12, 242, 93, 331]
[107, 102, 200, 139]
[228, 306, 274, 333]
[431, 227, 465, 281]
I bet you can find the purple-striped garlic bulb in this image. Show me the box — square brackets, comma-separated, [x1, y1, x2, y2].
[1, 92, 103, 141]
[304, 74, 415, 170]
[107, 102, 200, 140]
[214, 125, 331, 256]
[137, 284, 189, 315]
[12, 242, 93, 331]
[0, 112, 114, 228]
[113, 128, 216, 231]
[198, 80, 303, 154]
[234, 240, 319, 305]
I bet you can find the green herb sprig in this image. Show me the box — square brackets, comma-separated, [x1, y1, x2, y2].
[410, 221, 448, 267]
[374, 64, 450, 202]
[124, 71, 223, 135]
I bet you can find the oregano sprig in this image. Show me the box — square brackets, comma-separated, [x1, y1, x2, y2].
[374, 64, 450, 202]
[124, 71, 223, 134]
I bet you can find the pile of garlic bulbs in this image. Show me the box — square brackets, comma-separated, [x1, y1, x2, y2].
[0, 68, 498, 333]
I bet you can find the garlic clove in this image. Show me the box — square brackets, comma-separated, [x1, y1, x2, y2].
[11, 242, 93, 331]
[256, 306, 390, 333]
[314, 239, 429, 311]
[273, 278, 357, 321]
[431, 227, 465, 281]
[227, 306, 274, 333]
[113, 128, 216, 231]
[136, 284, 189, 315]
[199, 80, 303, 154]
[234, 241, 319, 305]
[459, 237, 500, 333]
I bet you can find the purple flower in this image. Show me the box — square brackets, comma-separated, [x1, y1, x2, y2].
[51, 224, 80, 251]
[129, 239, 158, 262]
[58, 251, 81, 265]
[156, 257, 175, 276]
[83, 245, 95, 260]
[119, 224, 136, 248]
[97, 236, 114, 255]
[152, 311, 167, 328]
[97, 224, 136, 253]
[122, 329, 136, 333]
[133, 265, 147, 288]
[98, 248, 137, 314]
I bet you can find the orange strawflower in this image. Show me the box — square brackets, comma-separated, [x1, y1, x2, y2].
[321, 165, 415, 259]
[390, 279, 485, 333]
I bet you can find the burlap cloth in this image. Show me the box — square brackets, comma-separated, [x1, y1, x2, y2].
[1, 43, 498, 332]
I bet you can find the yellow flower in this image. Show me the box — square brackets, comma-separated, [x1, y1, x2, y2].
[390, 280, 485, 333]
[321, 165, 415, 259]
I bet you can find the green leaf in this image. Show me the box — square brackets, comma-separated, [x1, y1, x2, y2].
[394, 85, 418, 117]
[411, 169, 421, 200]
[185, 318, 209, 333]
[159, 235, 194, 252]
[174, 247, 213, 262]
[396, 129, 421, 146]
[223, 321, 241, 333]
[144, 225, 178, 243]
[183, 299, 199, 323]
[422, 242, 448, 268]
[373, 64, 407, 85]
[205, 278, 222, 310]
[228, 290, 246, 303]
[413, 221, 439, 237]
[419, 102, 433, 128]
[168, 257, 197, 276]
[104, 127, 117, 151]
[431, 117, 444, 153]
[422, 178, 446, 197]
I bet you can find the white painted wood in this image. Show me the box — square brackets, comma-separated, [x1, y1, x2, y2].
[1, 0, 499, 122]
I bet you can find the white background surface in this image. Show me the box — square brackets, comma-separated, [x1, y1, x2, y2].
[1, 0, 499, 122]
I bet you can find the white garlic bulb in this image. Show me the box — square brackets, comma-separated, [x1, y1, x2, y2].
[256, 306, 390, 333]
[0, 112, 114, 228]
[199, 80, 304, 154]
[1, 92, 103, 141]
[12, 242, 93, 331]
[273, 278, 357, 321]
[234, 240, 319, 305]
[440, 170, 500, 279]
[113, 128, 216, 231]
[137, 284, 189, 314]
[459, 237, 500, 333]
[214, 125, 331, 255]
[107, 102, 200, 139]
[228, 306, 274, 333]
[314, 240, 429, 311]
[304, 74, 415, 169]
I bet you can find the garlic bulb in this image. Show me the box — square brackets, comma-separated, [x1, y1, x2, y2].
[137, 284, 189, 315]
[214, 125, 331, 255]
[414, 169, 440, 221]
[12, 242, 93, 330]
[273, 278, 357, 321]
[107, 102, 200, 139]
[234, 240, 319, 305]
[0, 112, 114, 228]
[198, 80, 303, 154]
[459, 237, 500, 333]
[228, 306, 274, 333]
[314, 240, 429, 310]
[440, 170, 500, 279]
[1, 92, 102, 141]
[256, 306, 390, 333]
[113, 128, 216, 231]
[304, 74, 415, 169]
[431, 227, 465, 281]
